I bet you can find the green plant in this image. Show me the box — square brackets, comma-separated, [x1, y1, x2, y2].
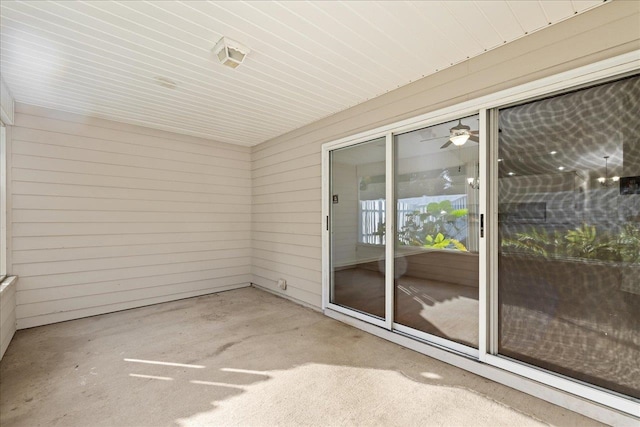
[398, 200, 468, 250]
[424, 233, 468, 251]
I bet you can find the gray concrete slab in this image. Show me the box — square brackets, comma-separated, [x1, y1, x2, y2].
[0, 287, 604, 427]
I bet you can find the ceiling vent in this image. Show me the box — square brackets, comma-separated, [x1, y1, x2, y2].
[212, 37, 250, 69]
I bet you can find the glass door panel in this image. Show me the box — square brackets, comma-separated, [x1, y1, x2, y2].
[394, 115, 480, 348]
[330, 137, 386, 319]
[497, 75, 640, 399]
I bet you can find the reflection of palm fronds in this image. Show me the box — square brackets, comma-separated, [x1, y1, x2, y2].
[617, 224, 640, 263]
[564, 224, 619, 260]
[502, 228, 562, 258]
[502, 223, 640, 262]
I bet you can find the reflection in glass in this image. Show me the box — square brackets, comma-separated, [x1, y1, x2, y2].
[394, 115, 480, 348]
[330, 138, 386, 319]
[497, 75, 640, 399]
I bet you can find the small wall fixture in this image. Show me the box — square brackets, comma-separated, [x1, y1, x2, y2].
[598, 156, 620, 187]
[212, 37, 250, 69]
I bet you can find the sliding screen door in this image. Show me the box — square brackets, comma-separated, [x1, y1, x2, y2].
[393, 116, 480, 349]
[497, 75, 640, 399]
[330, 138, 386, 319]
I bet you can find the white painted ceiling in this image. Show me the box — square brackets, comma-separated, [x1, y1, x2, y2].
[0, 1, 606, 146]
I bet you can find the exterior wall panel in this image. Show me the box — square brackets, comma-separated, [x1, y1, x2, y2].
[250, 1, 640, 308]
[0, 277, 17, 359]
[10, 104, 252, 329]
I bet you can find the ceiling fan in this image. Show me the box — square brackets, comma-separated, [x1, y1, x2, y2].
[440, 120, 479, 149]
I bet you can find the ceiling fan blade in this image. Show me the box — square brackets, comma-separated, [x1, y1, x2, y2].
[440, 139, 453, 149]
[470, 130, 479, 135]
[469, 135, 480, 143]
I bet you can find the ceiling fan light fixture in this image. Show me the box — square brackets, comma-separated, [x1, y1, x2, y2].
[213, 36, 250, 69]
[450, 133, 470, 146]
[440, 119, 479, 149]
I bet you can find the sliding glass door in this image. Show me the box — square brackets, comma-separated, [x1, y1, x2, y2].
[496, 75, 640, 399]
[327, 115, 483, 353]
[324, 68, 639, 416]
[329, 137, 387, 320]
[393, 115, 480, 351]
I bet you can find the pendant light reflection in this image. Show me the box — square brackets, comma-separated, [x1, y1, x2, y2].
[598, 156, 620, 187]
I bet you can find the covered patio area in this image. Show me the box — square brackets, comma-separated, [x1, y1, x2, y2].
[0, 287, 601, 427]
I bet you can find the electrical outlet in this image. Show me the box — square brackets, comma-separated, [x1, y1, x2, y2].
[277, 278, 287, 290]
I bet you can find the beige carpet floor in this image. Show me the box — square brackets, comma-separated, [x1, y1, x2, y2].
[0, 287, 604, 427]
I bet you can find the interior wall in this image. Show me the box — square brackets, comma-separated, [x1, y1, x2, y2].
[250, 1, 640, 308]
[10, 103, 252, 329]
[330, 161, 358, 268]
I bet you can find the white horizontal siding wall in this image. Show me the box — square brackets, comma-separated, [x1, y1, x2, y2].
[250, 1, 640, 308]
[11, 103, 252, 329]
[0, 277, 17, 359]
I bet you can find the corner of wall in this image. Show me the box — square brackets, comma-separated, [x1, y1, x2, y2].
[0, 76, 15, 126]
[0, 276, 18, 360]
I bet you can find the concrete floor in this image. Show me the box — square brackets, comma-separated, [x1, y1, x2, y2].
[0, 287, 604, 427]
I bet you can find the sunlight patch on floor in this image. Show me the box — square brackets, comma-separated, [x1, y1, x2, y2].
[129, 373, 174, 381]
[124, 358, 206, 369]
[421, 371, 443, 380]
[190, 380, 246, 390]
[220, 367, 270, 376]
[417, 296, 479, 343]
[175, 363, 548, 427]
